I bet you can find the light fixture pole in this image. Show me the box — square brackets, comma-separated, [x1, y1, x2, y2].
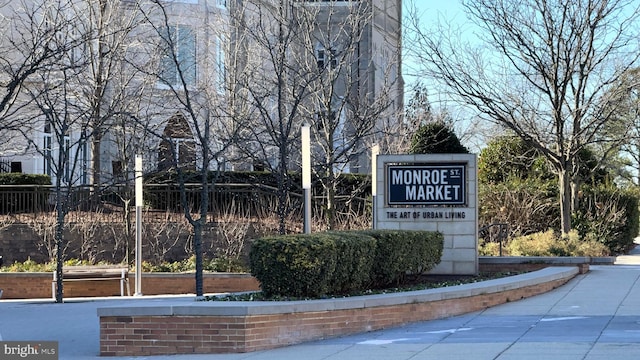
[302, 124, 311, 234]
[134, 155, 143, 296]
[371, 144, 379, 229]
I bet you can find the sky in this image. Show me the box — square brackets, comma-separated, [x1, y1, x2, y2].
[402, 0, 466, 87]
[408, 1, 464, 23]
[401, 1, 487, 151]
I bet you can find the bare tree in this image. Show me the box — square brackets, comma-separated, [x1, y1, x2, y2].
[226, 0, 319, 234]
[407, 0, 640, 234]
[60, 0, 149, 268]
[144, 214, 191, 264]
[5, 0, 100, 303]
[228, 0, 401, 231]
[26, 215, 58, 261]
[69, 0, 144, 189]
[134, 0, 241, 297]
[71, 214, 103, 263]
[214, 200, 250, 271]
[0, 1, 79, 133]
[10, 0, 147, 302]
[302, 1, 400, 230]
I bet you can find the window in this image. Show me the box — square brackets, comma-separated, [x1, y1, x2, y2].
[80, 137, 88, 185]
[43, 121, 52, 176]
[317, 48, 326, 68]
[10, 162, 22, 173]
[63, 136, 70, 183]
[332, 108, 348, 173]
[160, 25, 196, 87]
[316, 109, 336, 132]
[112, 161, 123, 181]
[215, 36, 226, 93]
[42, 118, 71, 181]
[316, 45, 338, 70]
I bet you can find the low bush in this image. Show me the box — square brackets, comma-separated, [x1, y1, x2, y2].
[491, 229, 610, 257]
[0, 258, 105, 272]
[1, 257, 247, 273]
[249, 233, 342, 297]
[479, 182, 639, 255]
[572, 186, 639, 254]
[326, 231, 377, 294]
[0, 173, 51, 185]
[354, 230, 443, 287]
[507, 229, 560, 256]
[249, 230, 444, 298]
[478, 240, 502, 256]
[140, 256, 248, 273]
[479, 179, 559, 238]
[0, 258, 53, 272]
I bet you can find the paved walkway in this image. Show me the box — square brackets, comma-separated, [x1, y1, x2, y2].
[2, 252, 640, 359]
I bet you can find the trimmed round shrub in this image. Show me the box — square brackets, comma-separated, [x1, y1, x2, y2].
[249, 233, 342, 297]
[354, 230, 444, 287]
[249, 230, 444, 297]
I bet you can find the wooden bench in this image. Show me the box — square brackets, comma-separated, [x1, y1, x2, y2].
[52, 265, 130, 299]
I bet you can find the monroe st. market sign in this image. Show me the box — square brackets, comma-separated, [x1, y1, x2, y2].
[386, 164, 466, 206]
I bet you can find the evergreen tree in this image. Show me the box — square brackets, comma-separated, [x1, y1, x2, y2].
[410, 122, 469, 154]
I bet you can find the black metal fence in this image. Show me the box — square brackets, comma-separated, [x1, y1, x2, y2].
[0, 184, 370, 227]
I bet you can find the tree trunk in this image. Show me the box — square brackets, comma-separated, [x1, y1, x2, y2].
[122, 198, 132, 265]
[193, 220, 203, 297]
[325, 169, 336, 230]
[54, 188, 66, 303]
[570, 178, 580, 213]
[558, 169, 572, 235]
[91, 135, 102, 188]
[277, 170, 289, 235]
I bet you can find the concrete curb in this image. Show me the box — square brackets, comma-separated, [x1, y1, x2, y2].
[98, 266, 579, 317]
[479, 256, 616, 265]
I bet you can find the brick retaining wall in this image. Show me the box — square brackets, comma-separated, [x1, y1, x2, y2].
[98, 267, 579, 357]
[0, 272, 259, 299]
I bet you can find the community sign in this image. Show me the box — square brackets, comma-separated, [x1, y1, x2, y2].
[374, 154, 478, 275]
[387, 164, 466, 206]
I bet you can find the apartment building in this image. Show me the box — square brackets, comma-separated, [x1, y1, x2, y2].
[0, 0, 402, 184]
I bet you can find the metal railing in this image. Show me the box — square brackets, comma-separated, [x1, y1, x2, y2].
[479, 223, 509, 256]
[0, 184, 369, 225]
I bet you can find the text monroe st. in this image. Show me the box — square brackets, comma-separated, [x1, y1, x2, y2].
[390, 168, 462, 202]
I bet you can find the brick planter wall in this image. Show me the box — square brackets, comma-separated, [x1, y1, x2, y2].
[479, 256, 601, 274]
[98, 267, 579, 357]
[0, 272, 259, 299]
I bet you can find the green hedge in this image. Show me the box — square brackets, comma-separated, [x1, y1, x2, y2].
[249, 233, 341, 297]
[355, 230, 444, 287]
[325, 231, 377, 294]
[0, 173, 51, 214]
[249, 230, 443, 298]
[0, 173, 50, 185]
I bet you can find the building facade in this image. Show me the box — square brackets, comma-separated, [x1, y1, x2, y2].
[0, 0, 402, 184]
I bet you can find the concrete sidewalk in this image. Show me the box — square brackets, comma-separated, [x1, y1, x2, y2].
[2, 258, 640, 359]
